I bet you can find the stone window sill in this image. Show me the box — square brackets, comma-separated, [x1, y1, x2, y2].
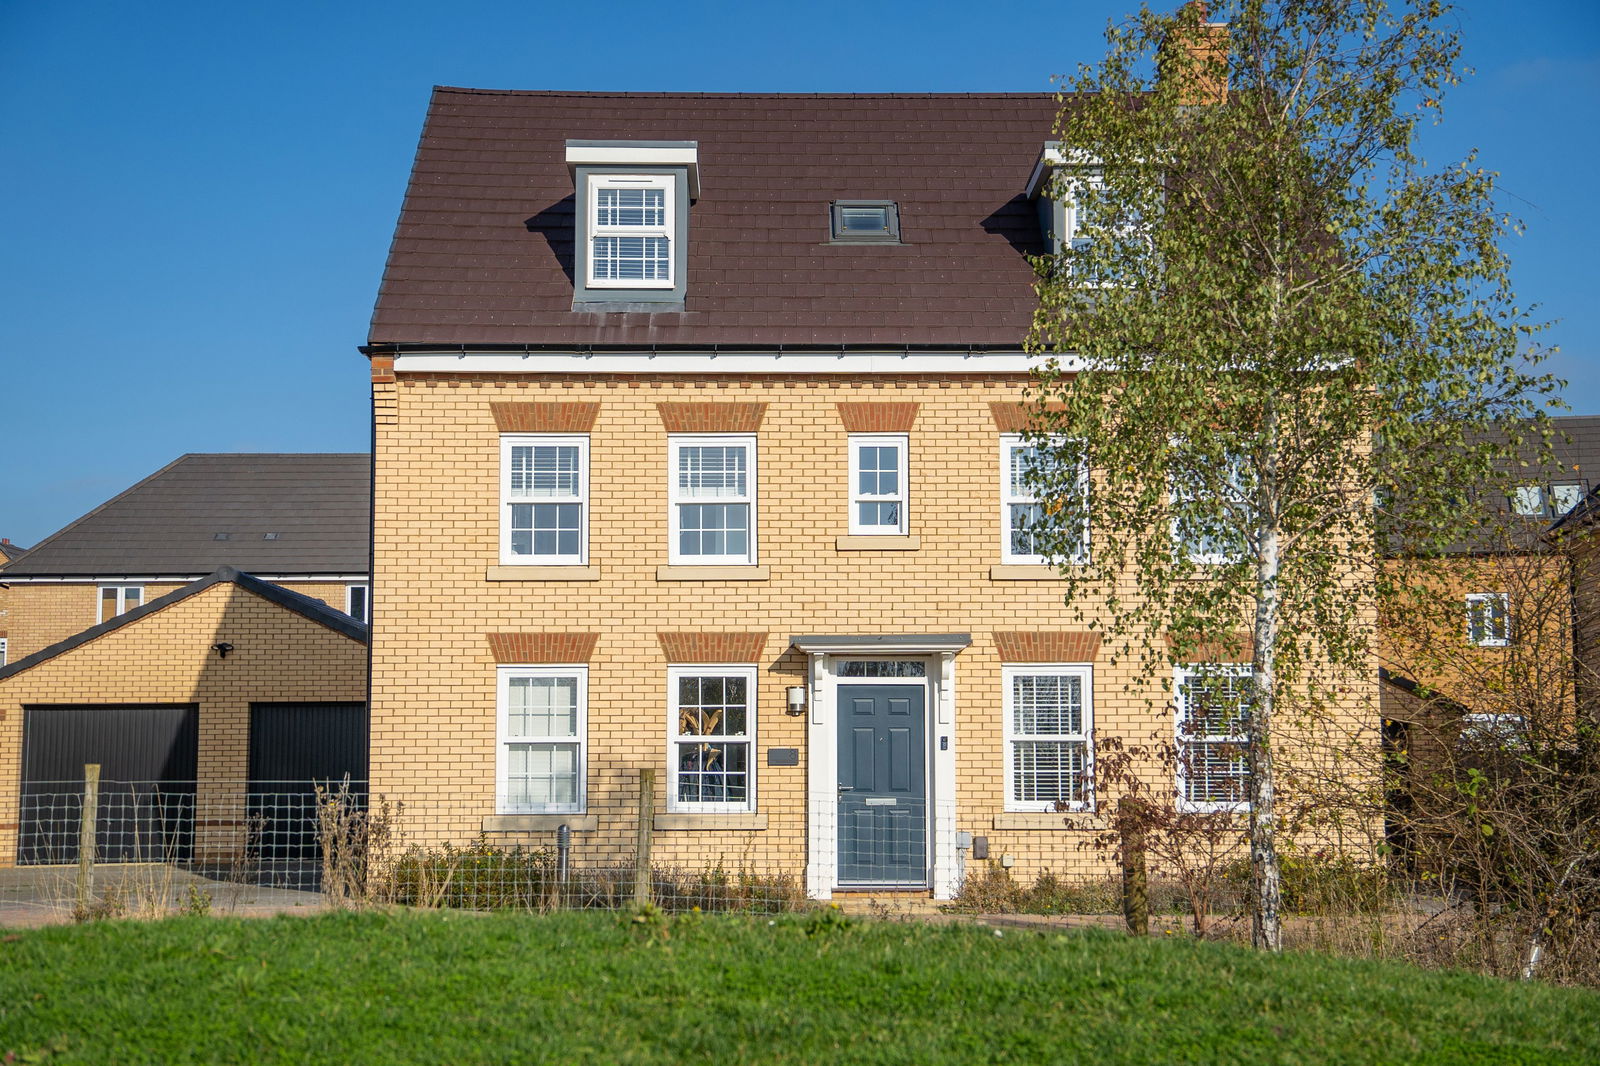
[991, 812, 1094, 830]
[487, 565, 601, 582]
[653, 813, 768, 831]
[988, 565, 1064, 581]
[836, 535, 921, 551]
[656, 566, 771, 581]
[482, 814, 598, 832]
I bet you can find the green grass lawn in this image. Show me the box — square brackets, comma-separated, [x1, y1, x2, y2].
[2, 910, 1597, 1065]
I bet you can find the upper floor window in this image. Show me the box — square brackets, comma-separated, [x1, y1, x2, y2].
[829, 200, 901, 243]
[1175, 664, 1254, 812]
[345, 584, 370, 624]
[1004, 665, 1094, 812]
[98, 584, 143, 622]
[501, 435, 589, 566]
[1171, 451, 1248, 565]
[1466, 592, 1511, 647]
[668, 666, 755, 813]
[588, 174, 674, 288]
[849, 434, 908, 535]
[670, 436, 756, 565]
[497, 666, 587, 815]
[1000, 435, 1088, 565]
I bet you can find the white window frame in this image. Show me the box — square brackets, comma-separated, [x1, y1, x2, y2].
[500, 434, 589, 566]
[0, 636, 7, 667]
[999, 434, 1088, 565]
[345, 584, 369, 623]
[1058, 168, 1153, 287]
[1170, 450, 1247, 565]
[1174, 664, 1253, 813]
[668, 434, 757, 566]
[1002, 664, 1094, 813]
[848, 433, 909, 535]
[667, 665, 757, 814]
[587, 173, 674, 289]
[97, 584, 144, 623]
[1466, 592, 1511, 647]
[496, 665, 588, 815]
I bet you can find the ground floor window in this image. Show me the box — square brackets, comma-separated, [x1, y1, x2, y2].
[1174, 664, 1254, 812]
[497, 666, 586, 814]
[1003, 665, 1093, 811]
[668, 666, 755, 812]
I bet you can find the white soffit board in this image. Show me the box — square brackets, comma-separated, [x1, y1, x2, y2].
[566, 142, 701, 197]
[390, 351, 1073, 375]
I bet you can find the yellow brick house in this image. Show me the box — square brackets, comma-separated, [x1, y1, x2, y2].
[361, 89, 1320, 899]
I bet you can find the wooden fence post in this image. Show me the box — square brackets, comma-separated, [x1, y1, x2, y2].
[633, 768, 655, 906]
[1119, 796, 1149, 936]
[77, 763, 100, 916]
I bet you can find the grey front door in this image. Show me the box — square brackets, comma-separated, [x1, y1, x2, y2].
[837, 684, 927, 885]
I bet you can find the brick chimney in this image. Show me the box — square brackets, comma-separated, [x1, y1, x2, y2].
[1161, 1, 1229, 106]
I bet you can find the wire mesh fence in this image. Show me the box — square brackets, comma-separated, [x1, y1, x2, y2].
[11, 778, 817, 919]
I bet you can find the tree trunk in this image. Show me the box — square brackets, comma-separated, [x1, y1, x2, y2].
[1250, 406, 1285, 953]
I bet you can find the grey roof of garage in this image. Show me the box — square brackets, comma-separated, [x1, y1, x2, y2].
[4, 454, 370, 578]
[0, 567, 368, 682]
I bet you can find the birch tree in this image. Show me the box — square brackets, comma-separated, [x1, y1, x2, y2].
[1024, 0, 1559, 951]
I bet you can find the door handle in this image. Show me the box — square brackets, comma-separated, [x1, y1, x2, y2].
[837, 785, 854, 794]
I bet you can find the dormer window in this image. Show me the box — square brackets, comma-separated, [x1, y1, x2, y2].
[829, 201, 901, 243]
[589, 174, 673, 287]
[566, 140, 698, 310]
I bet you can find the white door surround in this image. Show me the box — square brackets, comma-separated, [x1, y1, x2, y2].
[791, 634, 970, 899]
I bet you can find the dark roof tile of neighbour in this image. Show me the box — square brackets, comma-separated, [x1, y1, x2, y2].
[0, 540, 28, 565]
[4, 454, 370, 578]
[368, 89, 1063, 349]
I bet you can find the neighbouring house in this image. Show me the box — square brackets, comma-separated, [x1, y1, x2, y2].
[1549, 482, 1600, 715]
[0, 537, 28, 667]
[1379, 416, 1600, 860]
[360, 84, 1375, 899]
[0, 569, 367, 868]
[0, 454, 372, 868]
[1, 453, 371, 662]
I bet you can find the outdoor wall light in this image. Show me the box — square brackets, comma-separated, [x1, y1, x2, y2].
[211, 642, 234, 659]
[786, 686, 807, 715]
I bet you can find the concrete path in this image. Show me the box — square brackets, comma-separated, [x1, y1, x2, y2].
[0, 865, 331, 928]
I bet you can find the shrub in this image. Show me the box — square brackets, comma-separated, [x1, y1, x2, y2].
[386, 840, 555, 910]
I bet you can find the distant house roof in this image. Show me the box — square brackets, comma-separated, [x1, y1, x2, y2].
[0, 566, 368, 682]
[4, 454, 370, 579]
[0, 539, 27, 566]
[368, 89, 1062, 350]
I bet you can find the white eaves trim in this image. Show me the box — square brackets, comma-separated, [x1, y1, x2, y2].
[391, 351, 1070, 375]
[566, 142, 701, 198]
[1026, 142, 1101, 199]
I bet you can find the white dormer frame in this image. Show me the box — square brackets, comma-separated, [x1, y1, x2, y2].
[566, 140, 699, 308]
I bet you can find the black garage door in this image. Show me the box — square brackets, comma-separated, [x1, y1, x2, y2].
[248, 702, 368, 862]
[19, 704, 198, 865]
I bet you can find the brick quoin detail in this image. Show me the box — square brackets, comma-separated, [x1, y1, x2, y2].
[655, 403, 767, 434]
[836, 402, 920, 433]
[993, 631, 1103, 663]
[1165, 632, 1254, 663]
[657, 632, 768, 663]
[490, 402, 601, 434]
[369, 356, 396, 384]
[988, 402, 1064, 433]
[487, 633, 600, 664]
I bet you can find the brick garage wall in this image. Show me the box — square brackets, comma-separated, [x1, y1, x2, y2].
[370, 372, 1379, 885]
[3, 581, 359, 661]
[0, 581, 367, 866]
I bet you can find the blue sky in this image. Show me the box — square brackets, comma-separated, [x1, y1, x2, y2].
[1, 1, 1595, 547]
